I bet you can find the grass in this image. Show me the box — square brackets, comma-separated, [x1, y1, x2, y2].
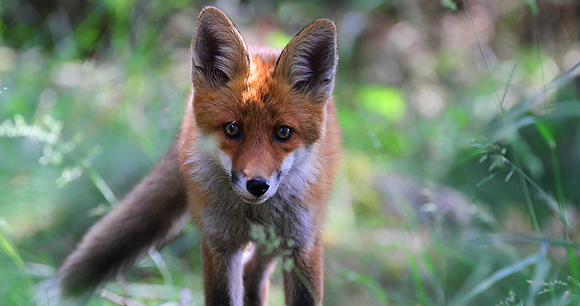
[2, 0, 580, 305]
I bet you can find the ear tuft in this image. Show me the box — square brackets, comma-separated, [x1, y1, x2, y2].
[275, 19, 338, 99]
[191, 7, 249, 87]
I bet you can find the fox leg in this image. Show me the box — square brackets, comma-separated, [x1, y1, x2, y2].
[243, 244, 277, 306]
[200, 238, 244, 306]
[283, 234, 324, 306]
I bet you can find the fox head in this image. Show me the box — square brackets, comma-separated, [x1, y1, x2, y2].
[188, 7, 337, 204]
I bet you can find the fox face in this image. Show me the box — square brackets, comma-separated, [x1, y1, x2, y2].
[185, 8, 337, 204]
[195, 89, 321, 204]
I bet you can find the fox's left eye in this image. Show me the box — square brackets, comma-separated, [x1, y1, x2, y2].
[224, 122, 241, 138]
[275, 126, 292, 141]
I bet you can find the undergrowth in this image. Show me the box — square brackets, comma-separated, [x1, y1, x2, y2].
[1, 0, 580, 305]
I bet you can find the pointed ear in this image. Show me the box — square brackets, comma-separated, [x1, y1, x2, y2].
[191, 7, 250, 87]
[275, 19, 338, 100]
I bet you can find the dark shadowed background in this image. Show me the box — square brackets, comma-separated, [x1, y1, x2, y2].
[2, 0, 580, 305]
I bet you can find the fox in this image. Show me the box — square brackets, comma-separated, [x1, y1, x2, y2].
[43, 6, 340, 306]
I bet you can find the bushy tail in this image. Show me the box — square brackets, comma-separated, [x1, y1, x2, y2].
[47, 141, 189, 301]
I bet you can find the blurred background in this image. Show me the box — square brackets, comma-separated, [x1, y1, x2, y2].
[2, 0, 580, 305]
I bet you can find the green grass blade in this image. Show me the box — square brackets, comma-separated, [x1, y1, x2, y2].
[463, 0, 502, 113]
[86, 167, 119, 206]
[513, 149, 541, 234]
[567, 247, 580, 282]
[535, 120, 556, 149]
[405, 246, 430, 306]
[485, 61, 580, 141]
[468, 233, 577, 248]
[0, 229, 24, 269]
[449, 249, 543, 306]
[525, 243, 550, 306]
[147, 248, 173, 287]
[500, 64, 518, 110]
[521, 0, 538, 16]
[339, 267, 388, 305]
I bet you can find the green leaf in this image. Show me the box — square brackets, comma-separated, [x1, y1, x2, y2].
[358, 85, 406, 121]
[535, 119, 556, 149]
[567, 247, 580, 281]
[521, 0, 538, 16]
[441, 0, 457, 11]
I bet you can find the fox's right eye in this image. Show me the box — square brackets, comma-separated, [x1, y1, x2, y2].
[224, 122, 241, 138]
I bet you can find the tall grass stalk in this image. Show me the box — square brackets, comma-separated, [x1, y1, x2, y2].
[531, 12, 568, 239]
[449, 243, 549, 306]
[386, 184, 433, 305]
[0, 229, 24, 269]
[503, 64, 542, 234]
[404, 245, 430, 306]
[462, 3, 566, 305]
[463, 0, 543, 235]
[513, 152, 541, 234]
[338, 266, 388, 305]
[463, 0, 502, 114]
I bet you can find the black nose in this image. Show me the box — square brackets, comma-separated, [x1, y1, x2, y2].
[246, 177, 269, 197]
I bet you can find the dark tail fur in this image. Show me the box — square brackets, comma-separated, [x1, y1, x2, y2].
[56, 141, 188, 298]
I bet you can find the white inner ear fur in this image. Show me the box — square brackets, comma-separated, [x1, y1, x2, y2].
[287, 33, 336, 85]
[275, 20, 338, 95]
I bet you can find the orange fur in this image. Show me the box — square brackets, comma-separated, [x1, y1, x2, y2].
[53, 6, 339, 306]
[178, 7, 340, 305]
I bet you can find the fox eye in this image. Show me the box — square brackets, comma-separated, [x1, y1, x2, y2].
[275, 126, 292, 141]
[224, 122, 241, 138]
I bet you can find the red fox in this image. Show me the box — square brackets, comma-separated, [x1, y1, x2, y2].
[44, 6, 340, 306]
